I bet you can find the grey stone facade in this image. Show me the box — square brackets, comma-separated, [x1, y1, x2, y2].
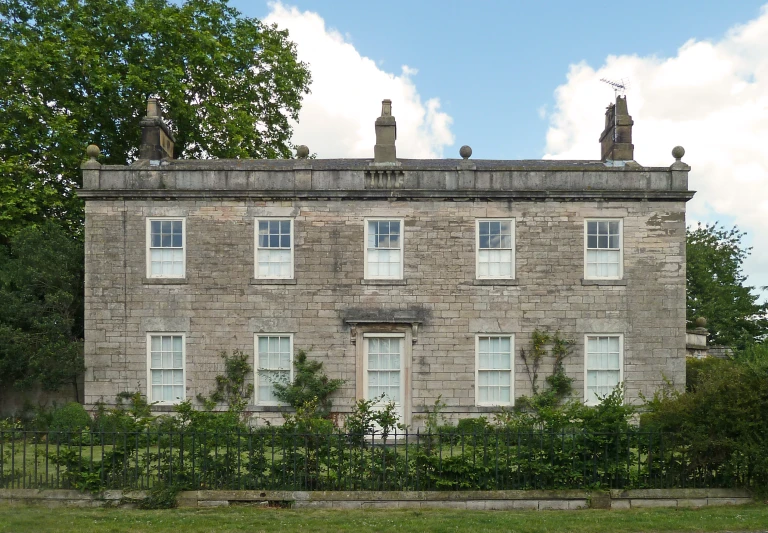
[80, 98, 693, 425]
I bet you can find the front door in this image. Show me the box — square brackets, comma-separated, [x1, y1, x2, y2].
[363, 334, 404, 425]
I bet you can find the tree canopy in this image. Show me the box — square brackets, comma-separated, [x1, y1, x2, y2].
[686, 223, 768, 349]
[0, 223, 85, 396]
[0, 0, 311, 396]
[0, 0, 311, 240]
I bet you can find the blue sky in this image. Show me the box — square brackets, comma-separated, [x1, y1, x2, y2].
[229, 1, 768, 296]
[233, 1, 768, 159]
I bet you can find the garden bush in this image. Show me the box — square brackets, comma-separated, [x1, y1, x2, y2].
[642, 354, 768, 493]
[49, 402, 90, 434]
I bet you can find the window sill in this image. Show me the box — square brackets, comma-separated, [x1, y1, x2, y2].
[149, 404, 181, 412]
[143, 277, 187, 285]
[361, 279, 407, 286]
[250, 278, 297, 285]
[247, 405, 293, 412]
[581, 278, 627, 286]
[474, 278, 519, 286]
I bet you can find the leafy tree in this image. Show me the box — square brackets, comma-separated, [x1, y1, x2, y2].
[686, 223, 768, 349]
[0, 0, 311, 240]
[0, 223, 85, 397]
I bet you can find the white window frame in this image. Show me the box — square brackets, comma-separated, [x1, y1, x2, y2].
[255, 333, 294, 406]
[362, 332, 406, 407]
[583, 218, 623, 280]
[254, 218, 295, 279]
[364, 218, 404, 280]
[475, 218, 515, 280]
[583, 334, 624, 406]
[475, 334, 515, 407]
[146, 333, 186, 405]
[146, 217, 186, 278]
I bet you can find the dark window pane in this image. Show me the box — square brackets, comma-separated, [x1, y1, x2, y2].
[587, 221, 597, 234]
[587, 235, 597, 248]
[269, 220, 279, 235]
[598, 235, 608, 248]
[152, 234, 161, 247]
[609, 221, 619, 234]
[489, 221, 501, 235]
[280, 220, 290, 234]
[380, 221, 389, 235]
[171, 221, 182, 234]
[480, 235, 490, 249]
[479, 222, 489, 235]
[280, 235, 290, 248]
[259, 221, 268, 234]
[598, 221, 609, 234]
[151, 221, 161, 234]
[609, 235, 620, 248]
[269, 235, 279, 248]
[172, 234, 182, 247]
[259, 235, 268, 247]
[161, 221, 171, 234]
[390, 234, 399, 247]
[390, 221, 399, 235]
[162, 234, 171, 247]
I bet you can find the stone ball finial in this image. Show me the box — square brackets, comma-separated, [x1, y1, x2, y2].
[86, 144, 100, 160]
[695, 316, 707, 328]
[296, 145, 310, 159]
[672, 146, 685, 161]
[459, 145, 472, 159]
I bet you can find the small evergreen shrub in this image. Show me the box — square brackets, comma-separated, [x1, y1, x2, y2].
[272, 349, 344, 418]
[49, 402, 90, 434]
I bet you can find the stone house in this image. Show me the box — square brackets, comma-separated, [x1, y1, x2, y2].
[80, 96, 692, 426]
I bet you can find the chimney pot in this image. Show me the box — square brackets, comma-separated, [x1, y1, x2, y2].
[381, 99, 392, 117]
[146, 97, 160, 118]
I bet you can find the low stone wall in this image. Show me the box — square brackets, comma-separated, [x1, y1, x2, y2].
[0, 488, 753, 510]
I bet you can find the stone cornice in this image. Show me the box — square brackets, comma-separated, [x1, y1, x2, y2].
[77, 188, 695, 202]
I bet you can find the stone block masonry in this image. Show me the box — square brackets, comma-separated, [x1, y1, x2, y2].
[80, 96, 692, 424]
[82, 186, 688, 421]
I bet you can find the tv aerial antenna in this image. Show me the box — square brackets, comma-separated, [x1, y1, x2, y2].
[600, 78, 629, 97]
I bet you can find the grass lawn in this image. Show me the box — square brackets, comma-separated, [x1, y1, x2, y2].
[0, 504, 766, 533]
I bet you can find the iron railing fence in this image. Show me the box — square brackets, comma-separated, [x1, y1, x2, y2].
[0, 428, 754, 492]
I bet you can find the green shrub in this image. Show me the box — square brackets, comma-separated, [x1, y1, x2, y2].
[642, 356, 768, 493]
[272, 349, 344, 418]
[456, 416, 490, 434]
[49, 402, 90, 434]
[92, 392, 155, 433]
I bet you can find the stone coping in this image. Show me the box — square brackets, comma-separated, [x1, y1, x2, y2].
[101, 158, 676, 172]
[0, 488, 753, 510]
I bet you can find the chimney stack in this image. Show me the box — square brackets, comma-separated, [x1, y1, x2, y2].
[139, 97, 175, 160]
[374, 99, 397, 164]
[599, 95, 634, 161]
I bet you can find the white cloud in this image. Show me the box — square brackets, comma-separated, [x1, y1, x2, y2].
[544, 6, 768, 295]
[265, 3, 454, 159]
